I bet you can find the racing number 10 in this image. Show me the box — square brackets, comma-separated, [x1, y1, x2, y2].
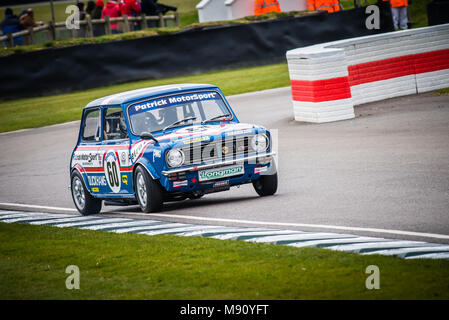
[107, 161, 119, 187]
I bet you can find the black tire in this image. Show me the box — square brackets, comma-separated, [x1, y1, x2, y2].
[70, 171, 102, 215]
[134, 166, 164, 213]
[252, 172, 278, 197]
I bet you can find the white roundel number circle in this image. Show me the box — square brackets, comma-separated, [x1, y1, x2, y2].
[104, 150, 121, 193]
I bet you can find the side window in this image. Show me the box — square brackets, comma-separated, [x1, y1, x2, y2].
[103, 107, 128, 141]
[82, 108, 100, 142]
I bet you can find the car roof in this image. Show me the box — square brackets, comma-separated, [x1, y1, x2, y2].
[84, 83, 218, 109]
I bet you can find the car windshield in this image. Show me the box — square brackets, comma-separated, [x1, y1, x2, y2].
[128, 91, 231, 135]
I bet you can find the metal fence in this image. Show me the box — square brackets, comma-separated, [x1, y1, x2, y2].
[0, 13, 180, 48]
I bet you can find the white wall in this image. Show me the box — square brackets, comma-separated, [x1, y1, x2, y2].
[197, 0, 228, 23]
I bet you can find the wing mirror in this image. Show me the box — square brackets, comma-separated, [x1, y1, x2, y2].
[139, 132, 159, 143]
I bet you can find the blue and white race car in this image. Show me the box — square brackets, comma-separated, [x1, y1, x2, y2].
[70, 84, 277, 214]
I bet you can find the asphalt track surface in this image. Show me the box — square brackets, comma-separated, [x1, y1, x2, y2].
[1, 87, 448, 243]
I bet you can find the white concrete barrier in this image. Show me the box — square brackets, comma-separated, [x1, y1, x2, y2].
[286, 23, 449, 123]
[197, 0, 307, 23]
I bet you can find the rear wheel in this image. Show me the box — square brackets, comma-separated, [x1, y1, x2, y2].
[252, 172, 278, 197]
[71, 171, 102, 215]
[135, 166, 164, 213]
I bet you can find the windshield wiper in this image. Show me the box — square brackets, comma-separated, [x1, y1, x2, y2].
[163, 116, 197, 131]
[201, 113, 231, 124]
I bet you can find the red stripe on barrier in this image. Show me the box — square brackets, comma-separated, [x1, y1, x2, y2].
[291, 76, 352, 102]
[348, 48, 449, 86]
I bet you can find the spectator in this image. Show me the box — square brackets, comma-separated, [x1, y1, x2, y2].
[141, 0, 177, 16]
[306, 0, 340, 13]
[18, 8, 40, 44]
[390, 0, 409, 30]
[77, 2, 87, 20]
[141, 0, 157, 15]
[102, 0, 121, 33]
[120, 0, 141, 30]
[254, 0, 281, 15]
[1, 8, 24, 46]
[91, 0, 104, 19]
[18, 8, 38, 29]
[121, 0, 141, 17]
[86, 1, 96, 17]
[90, 0, 104, 36]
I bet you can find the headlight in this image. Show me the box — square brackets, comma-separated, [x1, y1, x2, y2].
[166, 148, 185, 167]
[251, 134, 269, 152]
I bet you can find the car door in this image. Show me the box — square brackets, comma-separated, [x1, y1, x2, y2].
[99, 106, 133, 196]
[72, 107, 104, 195]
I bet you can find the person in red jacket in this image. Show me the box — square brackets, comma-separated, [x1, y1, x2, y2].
[102, 0, 121, 33]
[120, 0, 141, 30]
[254, 0, 281, 15]
[120, 0, 141, 17]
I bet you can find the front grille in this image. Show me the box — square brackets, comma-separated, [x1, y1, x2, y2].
[181, 135, 256, 166]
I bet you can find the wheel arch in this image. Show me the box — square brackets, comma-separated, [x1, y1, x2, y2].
[70, 166, 95, 197]
[132, 161, 160, 194]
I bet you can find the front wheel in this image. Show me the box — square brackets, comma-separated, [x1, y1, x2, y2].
[135, 166, 164, 213]
[71, 171, 102, 215]
[252, 172, 278, 197]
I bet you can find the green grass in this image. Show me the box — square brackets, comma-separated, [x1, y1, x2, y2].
[0, 222, 448, 299]
[0, 63, 290, 133]
[435, 87, 449, 95]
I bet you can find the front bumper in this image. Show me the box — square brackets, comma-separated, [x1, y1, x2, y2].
[161, 152, 276, 176]
[159, 152, 276, 193]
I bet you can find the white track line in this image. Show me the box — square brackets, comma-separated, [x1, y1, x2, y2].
[1, 202, 449, 241]
[0, 202, 77, 213]
[148, 213, 449, 241]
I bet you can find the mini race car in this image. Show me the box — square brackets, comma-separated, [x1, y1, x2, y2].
[70, 84, 277, 215]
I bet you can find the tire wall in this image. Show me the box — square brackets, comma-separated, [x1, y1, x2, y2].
[286, 23, 449, 123]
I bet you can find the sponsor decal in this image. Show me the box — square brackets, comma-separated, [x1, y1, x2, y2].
[134, 99, 168, 112]
[213, 180, 229, 188]
[130, 92, 219, 115]
[118, 150, 131, 167]
[199, 164, 244, 182]
[73, 152, 101, 162]
[88, 175, 107, 186]
[122, 175, 128, 185]
[153, 149, 161, 162]
[92, 187, 99, 192]
[130, 141, 149, 162]
[173, 180, 188, 188]
[226, 129, 252, 136]
[254, 166, 268, 174]
[182, 136, 209, 145]
[72, 151, 103, 167]
[104, 150, 121, 193]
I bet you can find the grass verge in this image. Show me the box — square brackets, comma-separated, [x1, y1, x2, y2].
[0, 63, 290, 133]
[435, 87, 449, 95]
[0, 222, 448, 299]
